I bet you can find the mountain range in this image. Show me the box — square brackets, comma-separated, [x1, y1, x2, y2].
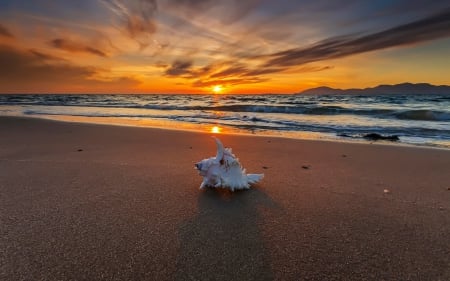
[299, 83, 450, 95]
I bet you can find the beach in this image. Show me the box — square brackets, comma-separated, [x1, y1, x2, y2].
[1, 116, 449, 280]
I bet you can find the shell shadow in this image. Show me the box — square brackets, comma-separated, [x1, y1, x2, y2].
[175, 187, 278, 281]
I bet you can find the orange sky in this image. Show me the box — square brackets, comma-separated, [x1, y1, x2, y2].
[0, 1, 449, 94]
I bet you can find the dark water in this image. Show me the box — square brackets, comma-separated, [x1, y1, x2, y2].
[1, 94, 449, 148]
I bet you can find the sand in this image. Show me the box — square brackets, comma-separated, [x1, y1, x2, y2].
[1, 116, 449, 281]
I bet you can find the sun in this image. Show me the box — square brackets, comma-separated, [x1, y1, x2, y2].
[212, 85, 223, 94]
[211, 126, 221, 134]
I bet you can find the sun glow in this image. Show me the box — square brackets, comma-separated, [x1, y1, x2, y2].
[212, 85, 223, 94]
[211, 126, 221, 134]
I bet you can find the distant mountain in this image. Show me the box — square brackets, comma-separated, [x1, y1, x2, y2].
[299, 83, 450, 95]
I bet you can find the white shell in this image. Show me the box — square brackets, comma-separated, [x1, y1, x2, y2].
[194, 137, 264, 191]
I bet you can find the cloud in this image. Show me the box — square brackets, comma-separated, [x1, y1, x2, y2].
[209, 65, 248, 79]
[49, 38, 108, 57]
[243, 67, 285, 76]
[166, 0, 213, 9]
[162, 59, 275, 87]
[288, 65, 334, 74]
[207, 64, 281, 79]
[193, 77, 268, 88]
[162, 57, 334, 88]
[0, 23, 14, 38]
[0, 45, 92, 81]
[0, 44, 139, 92]
[166, 0, 262, 24]
[164, 60, 193, 76]
[102, 0, 158, 39]
[29, 49, 67, 61]
[218, 0, 262, 24]
[264, 9, 450, 67]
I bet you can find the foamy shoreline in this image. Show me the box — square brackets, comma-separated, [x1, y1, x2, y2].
[4, 114, 450, 150]
[1, 93, 449, 149]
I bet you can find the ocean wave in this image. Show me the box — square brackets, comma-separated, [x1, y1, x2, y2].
[22, 109, 169, 119]
[150, 105, 450, 122]
[1, 95, 448, 120]
[392, 110, 450, 121]
[17, 102, 450, 122]
[3, 93, 449, 148]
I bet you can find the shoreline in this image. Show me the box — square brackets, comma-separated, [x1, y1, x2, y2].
[1, 92, 449, 149]
[1, 115, 450, 280]
[3, 114, 449, 151]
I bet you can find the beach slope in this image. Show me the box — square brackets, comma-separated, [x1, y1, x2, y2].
[1, 117, 449, 280]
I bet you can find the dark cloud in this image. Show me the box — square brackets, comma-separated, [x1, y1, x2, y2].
[296, 65, 334, 72]
[29, 49, 67, 61]
[265, 9, 450, 67]
[0, 45, 92, 81]
[205, 63, 331, 79]
[164, 60, 241, 79]
[209, 65, 248, 79]
[0, 23, 14, 38]
[0, 44, 139, 92]
[163, 60, 231, 79]
[208, 64, 295, 78]
[164, 60, 193, 76]
[243, 67, 285, 76]
[290, 65, 334, 73]
[193, 77, 268, 87]
[163, 59, 264, 86]
[49, 38, 107, 57]
[162, 57, 333, 87]
[194, 64, 214, 76]
[163, 59, 282, 87]
[125, 15, 157, 38]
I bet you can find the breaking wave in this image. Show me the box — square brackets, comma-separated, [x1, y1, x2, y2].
[1, 93, 449, 148]
[2, 94, 449, 121]
[392, 110, 450, 121]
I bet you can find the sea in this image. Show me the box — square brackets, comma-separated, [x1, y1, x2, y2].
[1, 94, 449, 148]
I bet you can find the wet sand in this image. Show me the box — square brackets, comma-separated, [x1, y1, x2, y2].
[1, 116, 449, 280]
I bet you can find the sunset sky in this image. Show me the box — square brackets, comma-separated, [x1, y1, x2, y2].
[0, 0, 449, 94]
